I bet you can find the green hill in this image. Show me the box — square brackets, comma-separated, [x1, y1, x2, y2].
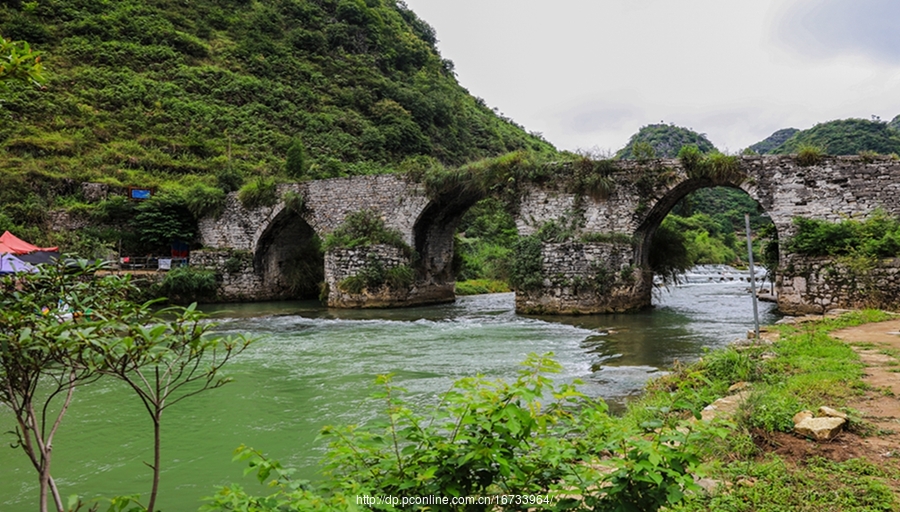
[0, 0, 554, 251]
[771, 118, 900, 155]
[889, 115, 900, 133]
[0, 1, 553, 175]
[747, 128, 798, 155]
[616, 124, 716, 159]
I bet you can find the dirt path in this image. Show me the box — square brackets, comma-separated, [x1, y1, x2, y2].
[830, 319, 900, 460]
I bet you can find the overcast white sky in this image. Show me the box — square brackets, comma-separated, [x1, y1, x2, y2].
[402, 0, 900, 154]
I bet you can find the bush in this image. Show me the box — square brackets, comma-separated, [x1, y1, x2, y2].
[322, 210, 410, 254]
[154, 266, 217, 303]
[285, 138, 307, 178]
[337, 257, 412, 294]
[788, 211, 900, 258]
[216, 167, 244, 193]
[206, 354, 719, 512]
[183, 183, 225, 219]
[509, 235, 543, 291]
[796, 143, 825, 166]
[237, 177, 278, 208]
[130, 194, 197, 254]
[281, 190, 305, 215]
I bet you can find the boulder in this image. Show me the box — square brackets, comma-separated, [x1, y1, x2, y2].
[794, 417, 846, 441]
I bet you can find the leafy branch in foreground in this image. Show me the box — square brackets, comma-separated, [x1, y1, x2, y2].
[0, 262, 136, 512]
[1, 33, 46, 89]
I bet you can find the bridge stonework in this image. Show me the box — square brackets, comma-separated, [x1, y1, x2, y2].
[197, 155, 900, 315]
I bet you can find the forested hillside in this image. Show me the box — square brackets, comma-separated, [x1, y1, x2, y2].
[0, 0, 554, 254]
[890, 115, 900, 133]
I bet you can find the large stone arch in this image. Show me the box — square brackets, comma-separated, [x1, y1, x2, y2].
[632, 178, 769, 269]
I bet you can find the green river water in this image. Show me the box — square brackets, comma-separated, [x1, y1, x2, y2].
[1, 266, 778, 510]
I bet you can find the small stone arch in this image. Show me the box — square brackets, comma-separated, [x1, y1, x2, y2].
[633, 177, 769, 269]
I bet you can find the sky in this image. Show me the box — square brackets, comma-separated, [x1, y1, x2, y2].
[402, 0, 900, 154]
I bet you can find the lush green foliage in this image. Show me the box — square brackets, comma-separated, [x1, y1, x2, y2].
[0, 32, 45, 88]
[617, 124, 716, 159]
[284, 138, 307, 179]
[509, 234, 544, 291]
[207, 353, 723, 511]
[338, 259, 413, 294]
[771, 118, 900, 156]
[453, 197, 517, 282]
[788, 210, 900, 258]
[794, 143, 825, 166]
[152, 265, 217, 303]
[677, 146, 745, 183]
[130, 193, 198, 253]
[237, 176, 278, 209]
[673, 456, 898, 512]
[648, 219, 694, 284]
[889, 114, 900, 133]
[672, 186, 769, 231]
[0, 0, 553, 207]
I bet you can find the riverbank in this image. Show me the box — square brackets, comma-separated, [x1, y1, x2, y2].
[654, 309, 900, 510]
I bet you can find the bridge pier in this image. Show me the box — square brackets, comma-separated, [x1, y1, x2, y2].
[323, 245, 456, 308]
[514, 241, 652, 315]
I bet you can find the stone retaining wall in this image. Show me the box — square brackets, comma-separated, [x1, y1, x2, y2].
[777, 255, 900, 314]
[190, 249, 266, 301]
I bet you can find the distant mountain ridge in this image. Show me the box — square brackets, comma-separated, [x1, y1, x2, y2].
[757, 118, 900, 156]
[616, 124, 716, 159]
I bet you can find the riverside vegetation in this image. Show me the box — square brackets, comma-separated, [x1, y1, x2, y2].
[5, 262, 900, 511]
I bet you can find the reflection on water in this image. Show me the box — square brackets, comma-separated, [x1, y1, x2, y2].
[0, 266, 777, 511]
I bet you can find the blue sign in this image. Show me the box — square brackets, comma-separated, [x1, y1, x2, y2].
[130, 188, 152, 200]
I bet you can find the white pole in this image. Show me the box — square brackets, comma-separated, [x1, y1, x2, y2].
[745, 214, 760, 340]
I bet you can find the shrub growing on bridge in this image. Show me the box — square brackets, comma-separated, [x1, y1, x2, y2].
[322, 210, 411, 255]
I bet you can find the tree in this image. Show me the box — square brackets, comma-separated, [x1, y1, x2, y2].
[285, 138, 307, 179]
[84, 304, 252, 512]
[0, 263, 136, 512]
[1, 263, 252, 512]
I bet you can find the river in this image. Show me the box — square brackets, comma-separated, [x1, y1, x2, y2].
[0, 265, 778, 510]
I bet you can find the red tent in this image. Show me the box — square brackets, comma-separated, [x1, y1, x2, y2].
[0, 231, 58, 255]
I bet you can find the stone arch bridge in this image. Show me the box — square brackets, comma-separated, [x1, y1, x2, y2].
[196, 155, 900, 315]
